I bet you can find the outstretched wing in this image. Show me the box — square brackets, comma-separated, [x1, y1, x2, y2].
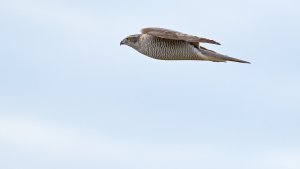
[141, 27, 221, 45]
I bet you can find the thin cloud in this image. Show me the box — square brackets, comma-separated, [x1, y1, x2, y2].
[1, 116, 300, 169]
[0, 116, 231, 167]
[0, 0, 102, 34]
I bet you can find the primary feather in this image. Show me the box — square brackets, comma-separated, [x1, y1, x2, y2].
[120, 27, 250, 64]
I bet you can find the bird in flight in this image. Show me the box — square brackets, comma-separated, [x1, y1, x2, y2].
[120, 27, 250, 64]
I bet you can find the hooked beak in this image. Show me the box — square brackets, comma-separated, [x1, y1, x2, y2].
[120, 39, 125, 46]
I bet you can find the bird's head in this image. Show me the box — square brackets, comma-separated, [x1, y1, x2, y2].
[120, 34, 140, 49]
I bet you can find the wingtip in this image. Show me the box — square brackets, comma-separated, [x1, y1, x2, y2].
[240, 60, 251, 64]
[212, 40, 221, 45]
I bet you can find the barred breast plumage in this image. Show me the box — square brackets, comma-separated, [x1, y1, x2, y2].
[138, 34, 202, 60]
[120, 27, 250, 63]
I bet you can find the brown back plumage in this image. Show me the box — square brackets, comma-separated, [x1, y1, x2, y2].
[141, 27, 221, 48]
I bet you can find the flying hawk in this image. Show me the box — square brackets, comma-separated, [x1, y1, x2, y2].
[120, 27, 250, 64]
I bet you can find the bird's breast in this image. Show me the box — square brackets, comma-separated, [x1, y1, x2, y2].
[138, 35, 201, 60]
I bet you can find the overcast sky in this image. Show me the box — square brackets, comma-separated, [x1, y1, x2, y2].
[0, 0, 300, 169]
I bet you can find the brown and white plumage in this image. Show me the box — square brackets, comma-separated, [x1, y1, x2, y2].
[120, 27, 250, 63]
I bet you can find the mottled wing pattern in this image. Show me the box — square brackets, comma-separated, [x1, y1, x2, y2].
[141, 27, 221, 46]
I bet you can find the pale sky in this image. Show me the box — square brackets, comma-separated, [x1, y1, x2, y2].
[0, 0, 300, 169]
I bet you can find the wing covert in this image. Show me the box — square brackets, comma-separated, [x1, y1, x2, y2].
[141, 27, 221, 45]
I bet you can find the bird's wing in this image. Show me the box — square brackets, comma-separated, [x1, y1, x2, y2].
[141, 27, 221, 45]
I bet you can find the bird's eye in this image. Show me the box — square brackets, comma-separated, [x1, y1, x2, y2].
[127, 37, 131, 42]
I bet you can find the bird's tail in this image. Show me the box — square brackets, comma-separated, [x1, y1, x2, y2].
[198, 48, 250, 64]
